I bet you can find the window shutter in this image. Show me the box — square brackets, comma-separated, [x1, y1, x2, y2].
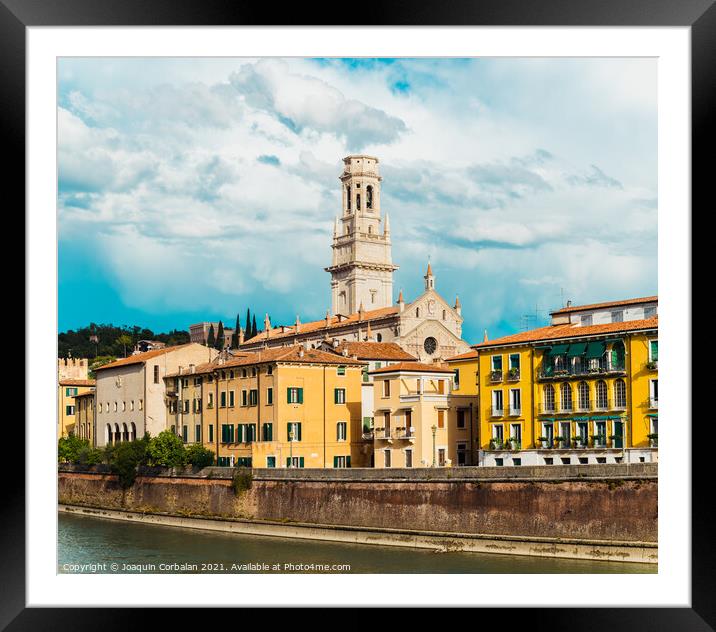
[237, 424, 243, 443]
[334, 389, 338, 404]
[299, 457, 304, 468]
[333, 456, 338, 468]
[297, 423, 302, 441]
[298, 388, 304, 404]
[346, 456, 351, 468]
[287, 457, 291, 467]
[287, 388, 291, 403]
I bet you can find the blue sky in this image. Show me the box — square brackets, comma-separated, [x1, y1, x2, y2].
[58, 57, 657, 342]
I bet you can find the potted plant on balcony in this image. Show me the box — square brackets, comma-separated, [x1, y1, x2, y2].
[553, 435, 565, 449]
[570, 436, 579, 449]
[592, 433, 606, 448]
[537, 436, 548, 448]
[646, 360, 658, 370]
[647, 433, 658, 447]
[490, 370, 503, 382]
[507, 368, 520, 380]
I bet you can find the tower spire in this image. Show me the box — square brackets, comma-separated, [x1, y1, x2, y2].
[424, 260, 435, 291]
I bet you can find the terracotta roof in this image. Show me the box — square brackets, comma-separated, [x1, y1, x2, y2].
[165, 345, 365, 378]
[550, 295, 657, 315]
[94, 344, 197, 372]
[445, 349, 479, 362]
[59, 378, 96, 387]
[472, 317, 658, 349]
[241, 306, 400, 345]
[330, 341, 416, 361]
[370, 361, 454, 375]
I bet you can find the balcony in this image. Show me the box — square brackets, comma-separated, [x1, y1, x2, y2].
[491, 407, 504, 417]
[537, 362, 626, 381]
[539, 403, 557, 415]
[489, 370, 503, 383]
[508, 407, 521, 417]
[506, 369, 521, 382]
[374, 428, 392, 441]
[361, 431, 374, 441]
[649, 397, 658, 409]
[393, 426, 416, 440]
[645, 360, 658, 371]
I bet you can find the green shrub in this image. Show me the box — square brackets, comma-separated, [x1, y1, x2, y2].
[77, 446, 105, 466]
[186, 444, 215, 468]
[108, 436, 150, 489]
[147, 430, 187, 468]
[232, 468, 253, 495]
[58, 435, 91, 463]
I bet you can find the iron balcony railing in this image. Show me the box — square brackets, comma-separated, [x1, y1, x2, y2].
[489, 370, 503, 383]
[539, 399, 626, 414]
[537, 362, 626, 380]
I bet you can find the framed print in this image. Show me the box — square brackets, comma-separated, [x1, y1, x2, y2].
[6, 0, 708, 624]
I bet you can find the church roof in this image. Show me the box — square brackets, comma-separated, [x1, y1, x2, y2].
[241, 306, 400, 345]
[370, 361, 454, 375]
[330, 341, 416, 361]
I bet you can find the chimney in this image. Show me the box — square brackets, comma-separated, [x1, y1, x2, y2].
[264, 313, 271, 339]
[358, 302, 365, 321]
[483, 329, 489, 343]
[567, 300, 572, 307]
[178, 366, 184, 375]
[189, 364, 195, 374]
[325, 310, 331, 328]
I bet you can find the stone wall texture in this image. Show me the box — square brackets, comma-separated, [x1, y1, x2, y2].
[58, 464, 657, 543]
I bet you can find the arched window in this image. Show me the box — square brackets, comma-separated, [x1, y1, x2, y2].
[560, 383, 573, 411]
[578, 381, 590, 411]
[346, 186, 351, 211]
[366, 185, 373, 209]
[106, 424, 113, 445]
[114, 423, 121, 443]
[122, 423, 129, 442]
[356, 193, 361, 211]
[614, 379, 626, 408]
[595, 380, 608, 410]
[416, 307, 420, 318]
[543, 384, 555, 412]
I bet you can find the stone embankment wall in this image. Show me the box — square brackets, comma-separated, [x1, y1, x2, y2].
[59, 463, 657, 543]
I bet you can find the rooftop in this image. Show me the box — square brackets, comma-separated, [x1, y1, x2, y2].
[59, 379, 96, 387]
[370, 361, 454, 375]
[445, 349, 479, 362]
[472, 317, 658, 349]
[550, 295, 657, 315]
[330, 341, 416, 361]
[94, 344, 196, 372]
[241, 306, 399, 345]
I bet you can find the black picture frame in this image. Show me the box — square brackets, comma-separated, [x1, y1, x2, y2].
[5, 0, 706, 624]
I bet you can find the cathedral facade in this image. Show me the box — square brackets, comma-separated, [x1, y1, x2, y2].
[239, 155, 470, 363]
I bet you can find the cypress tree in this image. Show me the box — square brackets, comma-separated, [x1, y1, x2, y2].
[216, 321, 225, 350]
[233, 312, 241, 348]
[252, 314, 258, 338]
[207, 324, 215, 348]
[245, 308, 251, 337]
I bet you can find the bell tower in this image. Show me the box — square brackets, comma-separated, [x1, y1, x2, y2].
[326, 155, 398, 315]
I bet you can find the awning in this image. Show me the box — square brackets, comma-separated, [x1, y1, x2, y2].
[541, 417, 556, 422]
[603, 338, 623, 345]
[550, 343, 570, 355]
[534, 345, 552, 351]
[566, 342, 587, 357]
[646, 413, 659, 418]
[573, 416, 590, 421]
[585, 341, 605, 359]
[591, 415, 609, 420]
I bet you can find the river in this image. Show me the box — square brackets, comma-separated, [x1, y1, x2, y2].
[58, 512, 656, 574]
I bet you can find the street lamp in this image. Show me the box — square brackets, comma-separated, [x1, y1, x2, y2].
[431, 425, 437, 467]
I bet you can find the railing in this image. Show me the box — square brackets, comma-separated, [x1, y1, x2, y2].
[489, 370, 503, 383]
[537, 363, 626, 380]
[506, 369, 521, 382]
[361, 431, 374, 441]
[508, 407, 521, 417]
[491, 407, 504, 417]
[539, 403, 556, 414]
[374, 428, 390, 440]
[393, 427, 415, 440]
[649, 397, 658, 409]
[645, 360, 658, 371]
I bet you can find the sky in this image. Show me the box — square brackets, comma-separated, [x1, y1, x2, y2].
[58, 57, 657, 342]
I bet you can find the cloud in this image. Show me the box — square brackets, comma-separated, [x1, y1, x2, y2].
[228, 60, 408, 150]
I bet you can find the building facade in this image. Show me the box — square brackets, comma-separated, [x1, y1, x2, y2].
[58, 377, 95, 438]
[370, 362, 476, 468]
[473, 297, 658, 466]
[94, 343, 218, 446]
[188, 322, 235, 349]
[165, 346, 368, 468]
[74, 389, 96, 445]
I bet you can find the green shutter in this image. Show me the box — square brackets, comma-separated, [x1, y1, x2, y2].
[346, 456, 351, 468]
[287, 388, 292, 403]
[297, 423, 302, 441]
[237, 424, 244, 443]
[650, 340, 658, 361]
[287, 457, 291, 467]
[299, 457, 304, 468]
[287, 423, 292, 441]
[333, 456, 338, 468]
[298, 388, 304, 404]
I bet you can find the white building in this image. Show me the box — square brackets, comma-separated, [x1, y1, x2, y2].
[94, 343, 218, 445]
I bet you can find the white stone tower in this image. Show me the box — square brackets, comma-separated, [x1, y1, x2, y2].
[326, 155, 398, 315]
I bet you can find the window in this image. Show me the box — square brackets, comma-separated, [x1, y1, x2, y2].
[267, 365, 273, 375]
[614, 379, 627, 408]
[382, 380, 391, 397]
[153, 365, 160, 384]
[208, 425, 213, 443]
[512, 458, 521, 466]
[649, 340, 659, 362]
[362, 367, 370, 383]
[182, 378, 189, 388]
[65, 405, 75, 416]
[457, 409, 466, 429]
[492, 390, 504, 415]
[139, 399, 143, 411]
[334, 388, 346, 404]
[581, 315, 593, 326]
[333, 455, 350, 468]
[130, 400, 134, 411]
[113, 402, 117, 412]
[495, 458, 504, 467]
[644, 306, 657, 318]
[560, 422, 571, 445]
[337, 422, 347, 441]
[595, 380, 608, 410]
[241, 390, 247, 406]
[492, 424, 504, 444]
[229, 391, 235, 407]
[438, 448, 446, 467]
[542, 422, 554, 447]
[560, 383, 572, 412]
[611, 310, 624, 323]
[99, 403, 103, 413]
[405, 449, 413, 468]
[266, 456, 276, 468]
[287, 456, 304, 468]
[577, 422, 588, 446]
[384, 449, 391, 468]
[594, 421, 607, 447]
[287, 422, 301, 441]
[491, 355, 503, 371]
[650, 379, 658, 407]
[182, 425, 188, 443]
[183, 399, 189, 414]
[207, 393, 214, 408]
[195, 424, 201, 442]
[577, 381, 590, 411]
[287, 387, 303, 404]
[266, 387, 273, 405]
[509, 389, 521, 415]
[509, 353, 520, 370]
[221, 424, 234, 443]
[437, 410, 445, 428]
[220, 391, 226, 408]
[453, 369, 460, 388]
[366, 185, 373, 209]
[249, 389, 258, 406]
[262, 423, 273, 441]
[337, 366, 346, 376]
[510, 424, 522, 446]
[376, 333, 382, 342]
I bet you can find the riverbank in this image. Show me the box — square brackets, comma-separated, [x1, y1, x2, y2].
[58, 463, 657, 564]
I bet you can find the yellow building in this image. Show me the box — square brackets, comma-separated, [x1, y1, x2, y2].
[370, 361, 475, 467]
[58, 378, 95, 438]
[444, 349, 480, 465]
[472, 296, 658, 466]
[74, 389, 96, 445]
[165, 346, 367, 468]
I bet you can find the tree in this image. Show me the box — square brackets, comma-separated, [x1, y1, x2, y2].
[109, 437, 150, 488]
[186, 444, 215, 468]
[116, 334, 133, 358]
[232, 311, 241, 348]
[206, 324, 216, 348]
[216, 321, 225, 350]
[245, 308, 251, 338]
[251, 314, 258, 338]
[58, 435, 91, 463]
[147, 430, 187, 468]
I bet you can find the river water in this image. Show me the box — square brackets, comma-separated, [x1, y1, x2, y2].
[58, 512, 655, 574]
